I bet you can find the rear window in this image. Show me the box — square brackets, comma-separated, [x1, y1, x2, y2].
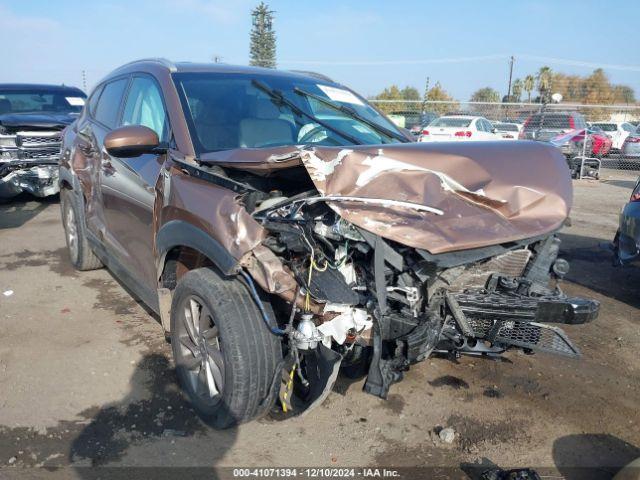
[592, 123, 617, 132]
[93, 78, 128, 129]
[494, 123, 519, 132]
[430, 117, 472, 128]
[525, 114, 572, 129]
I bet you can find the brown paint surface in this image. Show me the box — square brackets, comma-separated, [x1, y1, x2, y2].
[202, 141, 572, 254]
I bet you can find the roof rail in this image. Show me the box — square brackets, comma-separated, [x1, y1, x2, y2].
[117, 58, 177, 72]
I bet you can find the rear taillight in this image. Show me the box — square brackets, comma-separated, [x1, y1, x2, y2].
[568, 117, 575, 129]
[422, 129, 430, 136]
[518, 130, 526, 139]
[625, 136, 640, 143]
[454, 131, 472, 137]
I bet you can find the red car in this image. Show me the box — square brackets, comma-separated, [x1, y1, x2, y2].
[551, 128, 612, 158]
[589, 127, 613, 157]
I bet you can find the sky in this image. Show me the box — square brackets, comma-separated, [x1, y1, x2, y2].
[1, 0, 639, 101]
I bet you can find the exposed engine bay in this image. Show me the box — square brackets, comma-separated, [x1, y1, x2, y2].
[246, 192, 598, 408]
[175, 141, 601, 414]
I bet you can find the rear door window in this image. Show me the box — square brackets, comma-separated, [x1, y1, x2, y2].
[94, 78, 128, 129]
[87, 85, 103, 117]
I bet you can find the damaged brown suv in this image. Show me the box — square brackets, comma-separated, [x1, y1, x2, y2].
[59, 59, 599, 427]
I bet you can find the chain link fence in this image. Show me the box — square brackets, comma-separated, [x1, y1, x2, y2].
[369, 100, 640, 172]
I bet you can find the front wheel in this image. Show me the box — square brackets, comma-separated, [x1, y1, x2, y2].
[170, 268, 282, 428]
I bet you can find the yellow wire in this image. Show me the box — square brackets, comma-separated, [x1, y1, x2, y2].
[282, 363, 296, 413]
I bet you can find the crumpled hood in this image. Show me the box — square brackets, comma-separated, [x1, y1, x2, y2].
[0, 112, 77, 131]
[298, 141, 572, 254]
[202, 140, 572, 254]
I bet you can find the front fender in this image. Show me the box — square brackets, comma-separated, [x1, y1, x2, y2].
[155, 220, 240, 279]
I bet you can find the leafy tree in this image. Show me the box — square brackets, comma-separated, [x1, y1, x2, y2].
[400, 86, 421, 102]
[523, 75, 535, 103]
[373, 85, 405, 113]
[425, 82, 458, 115]
[614, 85, 636, 104]
[249, 2, 276, 68]
[374, 85, 423, 113]
[470, 87, 500, 103]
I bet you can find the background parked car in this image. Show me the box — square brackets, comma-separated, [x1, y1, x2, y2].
[549, 129, 593, 159]
[492, 121, 522, 140]
[590, 121, 636, 151]
[587, 126, 612, 158]
[0, 83, 86, 199]
[621, 127, 640, 159]
[408, 111, 439, 137]
[519, 111, 588, 142]
[613, 176, 640, 265]
[418, 115, 499, 142]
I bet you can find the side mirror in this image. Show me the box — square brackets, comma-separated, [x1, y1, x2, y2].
[491, 127, 498, 133]
[104, 125, 161, 158]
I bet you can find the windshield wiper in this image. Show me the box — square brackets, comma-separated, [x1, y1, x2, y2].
[294, 87, 410, 143]
[251, 80, 363, 146]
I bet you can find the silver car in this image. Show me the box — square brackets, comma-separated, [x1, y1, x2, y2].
[614, 177, 640, 265]
[621, 128, 640, 158]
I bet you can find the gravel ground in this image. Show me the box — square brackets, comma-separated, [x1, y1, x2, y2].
[0, 170, 638, 479]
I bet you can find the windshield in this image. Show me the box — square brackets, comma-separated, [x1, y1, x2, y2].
[429, 117, 472, 128]
[173, 72, 405, 152]
[0, 89, 86, 115]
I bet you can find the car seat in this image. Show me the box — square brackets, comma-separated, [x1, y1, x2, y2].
[239, 98, 296, 148]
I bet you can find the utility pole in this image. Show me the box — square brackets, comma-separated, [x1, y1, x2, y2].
[506, 56, 514, 101]
[421, 76, 430, 114]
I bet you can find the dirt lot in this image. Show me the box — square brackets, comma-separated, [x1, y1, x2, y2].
[0, 170, 639, 479]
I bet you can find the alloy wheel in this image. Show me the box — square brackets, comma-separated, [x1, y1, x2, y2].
[176, 295, 224, 405]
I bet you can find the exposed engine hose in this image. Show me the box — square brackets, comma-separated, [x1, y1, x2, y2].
[240, 270, 286, 336]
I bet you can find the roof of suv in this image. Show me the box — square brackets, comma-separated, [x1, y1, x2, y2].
[110, 58, 334, 83]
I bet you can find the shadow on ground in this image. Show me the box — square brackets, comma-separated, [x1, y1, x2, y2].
[553, 434, 640, 480]
[601, 179, 638, 190]
[0, 353, 237, 476]
[0, 193, 59, 230]
[559, 232, 640, 310]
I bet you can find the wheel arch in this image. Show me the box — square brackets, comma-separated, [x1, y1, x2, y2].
[156, 220, 240, 288]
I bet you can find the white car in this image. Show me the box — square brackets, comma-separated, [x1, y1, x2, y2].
[418, 115, 501, 142]
[590, 122, 636, 150]
[492, 122, 522, 140]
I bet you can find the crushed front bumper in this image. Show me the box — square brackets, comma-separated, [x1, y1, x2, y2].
[0, 162, 59, 198]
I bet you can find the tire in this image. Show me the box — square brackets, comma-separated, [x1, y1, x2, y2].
[170, 268, 282, 428]
[60, 188, 103, 271]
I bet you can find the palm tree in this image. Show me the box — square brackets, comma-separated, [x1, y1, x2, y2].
[536, 66, 553, 103]
[523, 75, 535, 103]
[512, 78, 523, 102]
